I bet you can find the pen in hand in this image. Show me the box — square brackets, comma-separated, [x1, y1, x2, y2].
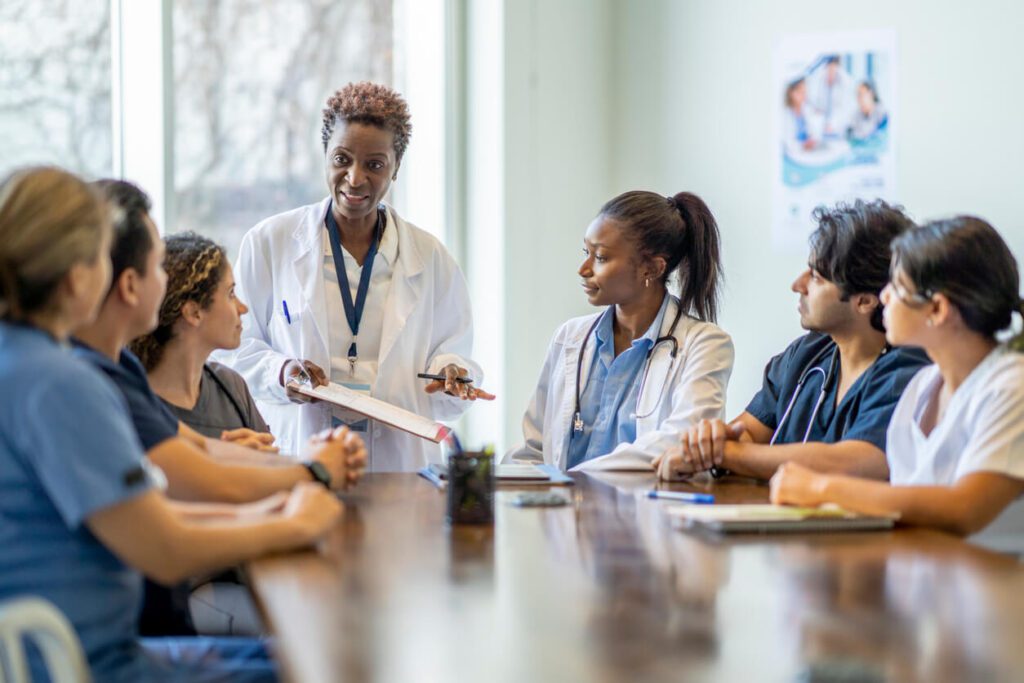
[417, 373, 474, 384]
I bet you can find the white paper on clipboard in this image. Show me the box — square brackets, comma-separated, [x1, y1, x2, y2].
[288, 380, 451, 443]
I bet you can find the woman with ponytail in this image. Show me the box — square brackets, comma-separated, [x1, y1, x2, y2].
[772, 217, 1024, 549]
[506, 190, 734, 471]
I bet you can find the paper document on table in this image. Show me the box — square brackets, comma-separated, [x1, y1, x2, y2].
[288, 380, 451, 443]
[667, 504, 897, 534]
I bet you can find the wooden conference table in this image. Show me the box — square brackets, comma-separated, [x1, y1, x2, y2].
[247, 472, 1024, 683]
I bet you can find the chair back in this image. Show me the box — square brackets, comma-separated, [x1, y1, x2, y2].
[0, 597, 90, 683]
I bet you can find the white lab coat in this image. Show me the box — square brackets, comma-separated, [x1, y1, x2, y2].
[217, 197, 481, 471]
[506, 297, 734, 471]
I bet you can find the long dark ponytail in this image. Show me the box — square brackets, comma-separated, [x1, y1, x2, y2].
[598, 190, 723, 323]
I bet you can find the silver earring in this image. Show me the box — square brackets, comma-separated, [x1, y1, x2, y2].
[645, 278, 650, 288]
[926, 319, 934, 327]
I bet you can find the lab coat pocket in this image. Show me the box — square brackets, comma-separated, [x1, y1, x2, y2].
[268, 308, 304, 357]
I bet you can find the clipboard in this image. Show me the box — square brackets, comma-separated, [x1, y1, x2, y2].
[667, 504, 897, 535]
[288, 380, 450, 443]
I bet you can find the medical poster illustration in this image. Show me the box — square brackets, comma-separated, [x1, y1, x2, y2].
[772, 29, 897, 251]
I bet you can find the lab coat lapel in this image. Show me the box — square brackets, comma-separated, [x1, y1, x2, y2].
[290, 199, 331, 365]
[554, 317, 600, 469]
[378, 208, 424, 369]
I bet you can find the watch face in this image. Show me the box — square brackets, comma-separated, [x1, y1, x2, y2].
[309, 461, 332, 487]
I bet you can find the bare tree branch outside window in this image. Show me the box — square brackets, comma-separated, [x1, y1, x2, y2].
[0, 0, 112, 178]
[172, 0, 394, 258]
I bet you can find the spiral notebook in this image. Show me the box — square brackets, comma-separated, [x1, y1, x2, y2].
[667, 504, 897, 534]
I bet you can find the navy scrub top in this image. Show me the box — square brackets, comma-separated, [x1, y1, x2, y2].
[745, 332, 931, 450]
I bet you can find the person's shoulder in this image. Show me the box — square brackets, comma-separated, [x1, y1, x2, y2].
[771, 331, 831, 366]
[390, 207, 452, 261]
[985, 348, 1024, 389]
[245, 199, 327, 242]
[878, 345, 932, 373]
[551, 311, 604, 346]
[32, 350, 126, 413]
[679, 316, 733, 346]
[205, 361, 250, 395]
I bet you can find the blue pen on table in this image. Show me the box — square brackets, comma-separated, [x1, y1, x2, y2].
[647, 490, 715, 504]
[282, 300, 292, 324]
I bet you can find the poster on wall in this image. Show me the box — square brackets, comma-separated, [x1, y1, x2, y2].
[772, 29, 898, 251]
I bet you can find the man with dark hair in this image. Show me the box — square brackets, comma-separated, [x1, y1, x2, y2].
[655, 199, 931, 481]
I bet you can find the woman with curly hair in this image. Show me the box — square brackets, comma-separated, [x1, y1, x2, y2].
[220, 81, 492, 469]
[131, 232, 275, 451]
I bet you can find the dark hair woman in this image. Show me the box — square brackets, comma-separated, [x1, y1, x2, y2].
[131, 232, 275, 450]
[507, 190, 735, 471]
[772, 216, 1024, 549]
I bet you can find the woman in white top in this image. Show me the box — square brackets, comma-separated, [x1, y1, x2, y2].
[221, 82, 493, 470]
[771, 216, 1024, 542]
[507, 191, 734, 471]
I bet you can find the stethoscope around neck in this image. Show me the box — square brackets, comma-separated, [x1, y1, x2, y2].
[572, 302, 685, 433]
[770, 342, 890, 444]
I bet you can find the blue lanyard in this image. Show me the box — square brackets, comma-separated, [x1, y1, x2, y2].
[325, 202, 384, 371]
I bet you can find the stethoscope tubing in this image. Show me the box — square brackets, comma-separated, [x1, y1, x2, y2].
[572, 302, 685, 432]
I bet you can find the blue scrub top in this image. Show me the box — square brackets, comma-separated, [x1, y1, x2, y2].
[0, 322, 154, 683]
[745, 332, 931, 450]
[72, 341, 179, 450]
[566, 296, 668, 469]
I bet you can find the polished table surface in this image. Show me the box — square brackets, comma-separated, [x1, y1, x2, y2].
[247, 472, 1024, 683]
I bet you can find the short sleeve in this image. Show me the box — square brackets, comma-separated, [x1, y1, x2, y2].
[957, 371, 1024, 482]
[844, 352, 930, 452]
[119, 352, 179, 450]
[745, 350, 791, 430]
[20, 368, 152, 529]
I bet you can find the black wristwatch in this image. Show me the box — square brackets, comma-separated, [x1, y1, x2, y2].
[304, 461, 332, 489]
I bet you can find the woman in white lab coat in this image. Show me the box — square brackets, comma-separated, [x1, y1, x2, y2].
[221, 82, 492, 471]
[507, 190, 734, 471]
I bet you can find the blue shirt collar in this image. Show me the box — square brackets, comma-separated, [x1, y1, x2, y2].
[593, 293, 671, 350]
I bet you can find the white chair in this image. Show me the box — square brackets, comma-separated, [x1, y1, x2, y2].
[0, 597, 90, 683]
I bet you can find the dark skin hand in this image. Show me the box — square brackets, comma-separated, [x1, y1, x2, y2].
[423, 363, 496, 401]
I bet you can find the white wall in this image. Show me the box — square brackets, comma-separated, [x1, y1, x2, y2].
[609, 0, 1024, 418]
[466, 0, 1024, 450]
[464, 0, 613, 451]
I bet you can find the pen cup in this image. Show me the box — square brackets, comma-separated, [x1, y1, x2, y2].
[446, 450, 494, 525]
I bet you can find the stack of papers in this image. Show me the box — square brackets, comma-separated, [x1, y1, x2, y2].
[417, 463, 574, 489]
[667, 504, 897, 534]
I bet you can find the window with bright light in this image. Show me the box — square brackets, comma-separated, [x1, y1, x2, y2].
[0, 0, 112, 178]
[170, 0, 395, 256]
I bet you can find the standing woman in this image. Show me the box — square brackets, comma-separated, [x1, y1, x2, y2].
[131, 232, 275, 451]
[771, 217, 1024, 550]
[507, 191, 734, 471]
[222, 82, 492, 469]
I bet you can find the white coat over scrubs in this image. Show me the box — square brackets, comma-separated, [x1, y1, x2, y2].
[219, 197, 481, 471]
[506, 296, 734, 471]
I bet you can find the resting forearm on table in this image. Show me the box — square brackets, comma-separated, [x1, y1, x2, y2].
[149, 438, 311, 504]
[90, 492, 315, 585]
[723, 439, 889, 480]
[203, 436, 291, 465]
[810, 472, 1023, 536]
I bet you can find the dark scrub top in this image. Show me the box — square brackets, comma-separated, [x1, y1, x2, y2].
[72, 341, 194, 635]
[745, 332, 931, 450]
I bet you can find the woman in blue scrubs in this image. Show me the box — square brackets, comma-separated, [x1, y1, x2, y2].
[0, 166, 353, 682]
